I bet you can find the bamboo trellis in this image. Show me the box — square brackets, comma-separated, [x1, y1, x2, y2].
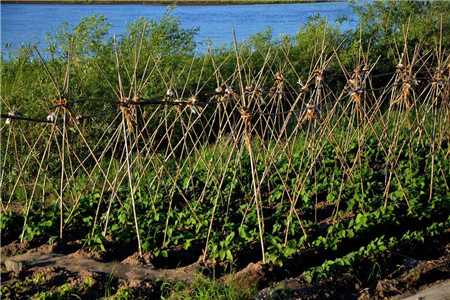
[1, 26, 449, 263]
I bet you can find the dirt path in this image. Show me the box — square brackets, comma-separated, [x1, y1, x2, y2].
[4, 251, 202, 284]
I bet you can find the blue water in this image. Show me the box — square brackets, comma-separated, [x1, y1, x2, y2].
[1, 2, 357, 55]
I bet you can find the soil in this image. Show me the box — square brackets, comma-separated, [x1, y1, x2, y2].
[2, 201, 449, 299]
[1, 227, 449, 299]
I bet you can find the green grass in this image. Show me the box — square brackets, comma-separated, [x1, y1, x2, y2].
[160, 273, 258, 300]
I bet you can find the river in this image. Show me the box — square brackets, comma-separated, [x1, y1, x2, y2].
[1, 2, 358, 56]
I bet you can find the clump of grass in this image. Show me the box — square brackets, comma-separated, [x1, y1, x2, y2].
[161, 274, 258, 300]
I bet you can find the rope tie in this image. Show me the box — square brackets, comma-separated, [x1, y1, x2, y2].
[119, 98, 136, 129]
[5, 111, 18, 125]
[173, 99, 183, 114]
[255, 86, 264, 97]
[401, 76, 417, 108]
[274, 72, 284, 93]
[395, 63, 405, 72]
[391, 63, 416, 108]
[238, 106, 253, 123]
[301, 104, 321, 124]
[298, 78, 310, 93]
[347, 67, 366, 106]
[131, 95, 140, 102]
[225, 86, 239, 98]
[245, 84, 265, 104]
[297, 79, 308, 91]
[165, 88, 175, 99]
[188, 96, 202, 115]
[119, 102, 130, 113]
[255, 85, 265, 105]
[275, 72, 284, 82]
[51, 96, 81, 125]
[350, 90, 362, 106]
[431, 67, 446, 86]
[213, 86, 226, 102]
[47, 112, 57, 123]
[51, 97, 68, 107]
[315, 68, 324, 87]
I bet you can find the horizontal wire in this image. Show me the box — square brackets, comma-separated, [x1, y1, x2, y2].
[1, 114, 57, 124]
[2, 77, 443, 125]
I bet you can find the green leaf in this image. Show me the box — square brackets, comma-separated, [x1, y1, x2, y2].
[111, 224, 120, 232]
[287, 239, 297, 249]
[226, 232, 235, 242]
[239, 227, 247, 239]
[47, 236, 58, 245]
[226, 250, 233, 261]
[347, 230, 355, 238]
[118, 213, 127, 223]
[39, 220, 52, 228]
[219, 249, 226, 260]
[142, 241, 149, 252]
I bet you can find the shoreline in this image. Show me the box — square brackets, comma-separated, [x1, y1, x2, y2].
[1, 0, 336, 5]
